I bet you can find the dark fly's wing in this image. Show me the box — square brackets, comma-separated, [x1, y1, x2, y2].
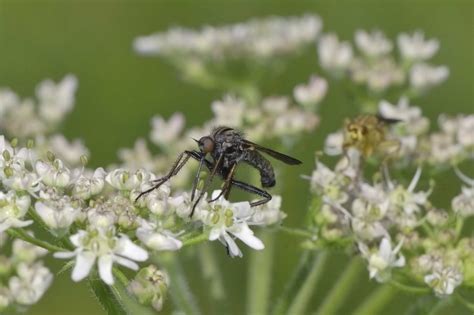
[243, 140, 302, 165]
[375, 114, 403, 125]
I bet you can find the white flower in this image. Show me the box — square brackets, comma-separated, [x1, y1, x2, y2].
[379, 98, 429, 136]
[387, 168, 429, 215]
[428, 132, 463, 164]
[273, 109, 318, 136]
[34, 196, 80, 231]
[150, 113, 185, 147]
[457, 115, 474, 148]
[452, 186, 474, 217]
[12, 237, 48, 264]
[211, 95, 246, 127]
[9, 262, 53, 305]
[0, 88, 19, 117]
[54, 227, 149, 285]
[35, 158, 72, 188]
[310, 161, 348, 205]
[136, 220, 182, 251]
[350, 57, 404, 92]
[0, 287, 9, 311]
[73, 168, 106, 199]
[359, 237, 405, 283]
[293, 75, 328, 108]
[106, 168, 149, 191]
[424, 266, 463, 296]
[318, 33, 353, 72]
[410, 63, 449, 91]
[0, 191, 32, 232]
[36, 74, 77, 124]
[167, 191, 207, 219]
[324, 131, 344, 156]
[351, 184, 389, 240]
[397, 31, 439, 61]
[140, 183, 171, 216]
[201, 191, 264, 258]
[118, 139, 155, 171]
[0, 137, 38, 193]
[355, 30, 392, 57]
[48, 134, 89, 166]
[249, 195, 286, 225]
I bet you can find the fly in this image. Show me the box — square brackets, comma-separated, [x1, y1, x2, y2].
[136, 126, 302, 217]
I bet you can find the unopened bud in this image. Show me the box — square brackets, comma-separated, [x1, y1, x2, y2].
[47, 151, 56, 162]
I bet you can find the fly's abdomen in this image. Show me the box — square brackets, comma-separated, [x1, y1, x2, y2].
[243, 151, 276, 188]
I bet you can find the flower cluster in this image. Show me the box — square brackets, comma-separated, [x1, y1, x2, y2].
[317, 30, 448, 110]
[0, 236, 52, 313]
[324, 98, 473, 167]
[306, 141, 473, 296]
[0, 113, 287, 311]
[134, 15, 322, 91]
[134, 14, 321, 60]
[0, 75, 88, 166]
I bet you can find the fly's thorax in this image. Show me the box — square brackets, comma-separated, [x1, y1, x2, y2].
[211, 127, 245, 167]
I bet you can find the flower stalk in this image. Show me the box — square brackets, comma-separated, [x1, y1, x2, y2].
[315, 258, 364, 315]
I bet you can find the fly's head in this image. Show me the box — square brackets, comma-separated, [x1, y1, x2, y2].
[195, 136, 215, 155]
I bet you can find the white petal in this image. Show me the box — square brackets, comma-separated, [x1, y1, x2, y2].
[379, 238, 392, 260]
[231, 224, 264, 250]
[70, 231, 86, 247]
[393, 255, 406, 267]
[72, 251, 96, 282]
[114, 256, 139, 271]
[222, 233, 242, 258]
[408, 167, 422, 192]
[116, 237, 148, 261]
[209, 228, 222, 241]
[211, 190, 223, 200]
[98, 255, 114, 285]
[12, 219, 33, 228]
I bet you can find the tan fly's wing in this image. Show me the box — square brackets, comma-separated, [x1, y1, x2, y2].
[242, 140, 302, 165]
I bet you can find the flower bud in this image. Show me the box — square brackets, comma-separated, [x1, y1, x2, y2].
[128, 265, 169, 311]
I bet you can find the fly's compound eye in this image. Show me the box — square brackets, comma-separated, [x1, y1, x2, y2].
[199, 137, 215, 154]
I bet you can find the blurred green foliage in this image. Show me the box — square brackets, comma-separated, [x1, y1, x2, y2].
[0, 1, 472, 314]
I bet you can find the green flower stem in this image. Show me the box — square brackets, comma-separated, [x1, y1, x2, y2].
[315, 257, 364, 315]
[182, 232, 209, 247]
[353, 284, 397, 315]
[427, 297, 452, 315]
[278, 225, 315, 238]
[198, 243, 226, 301]
[246, 230, 276, 315]
[272, 251, 313, 315]
[153, 253, 201, 315]
[285, 251, 329, 315]
[455, 292, 474, 311]
[389, 279, 430, 294]
[7, 228, 65, 252]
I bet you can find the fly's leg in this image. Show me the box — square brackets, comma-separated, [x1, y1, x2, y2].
[209, 163, 237, 203]
[230, 179, 272, 207]
[136, 151, 194, 201]
[190, 153, 224, 217]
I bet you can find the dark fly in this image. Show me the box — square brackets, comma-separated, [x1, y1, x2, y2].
[136, 126, 302, 216]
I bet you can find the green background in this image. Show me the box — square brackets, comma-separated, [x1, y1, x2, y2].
[0, 0, 473, 314]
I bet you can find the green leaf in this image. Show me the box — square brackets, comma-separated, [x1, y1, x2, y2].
[89, 277, 127, 315]
[89, 270, 156, 315]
